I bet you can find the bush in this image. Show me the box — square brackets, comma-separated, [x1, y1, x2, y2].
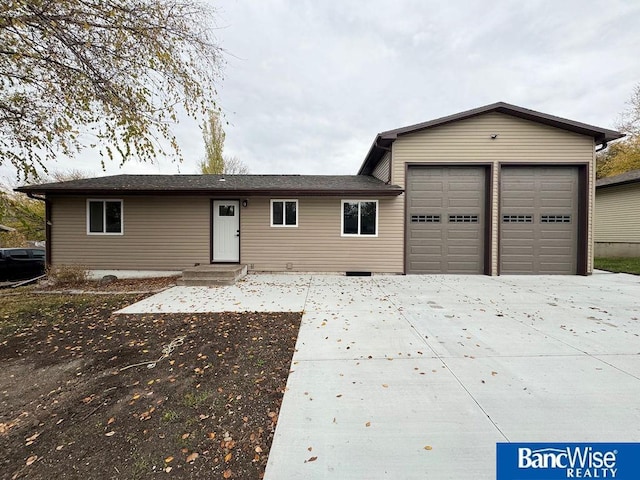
[47, 264, 89, 286]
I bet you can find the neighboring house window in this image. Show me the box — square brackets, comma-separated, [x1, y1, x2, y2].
[87, 199, 123, 235]
[341, 200, 378, 236]
[271, 200, 298, 227]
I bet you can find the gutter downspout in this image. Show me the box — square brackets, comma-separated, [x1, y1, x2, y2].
[595, 142, 608, 153]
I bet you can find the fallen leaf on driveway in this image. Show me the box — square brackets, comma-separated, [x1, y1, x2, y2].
[365, 421, 371, 427]
[424, 445, 433, 450]
[305, 456, 318, 463]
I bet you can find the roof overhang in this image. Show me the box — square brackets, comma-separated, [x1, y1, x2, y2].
[15, 187, 404, 197]
[596, 169, 640, 189]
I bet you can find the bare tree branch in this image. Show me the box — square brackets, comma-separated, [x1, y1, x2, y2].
[0, 0, 224, 179]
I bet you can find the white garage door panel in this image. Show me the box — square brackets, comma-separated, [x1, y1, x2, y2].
[500, 166, 578, 274]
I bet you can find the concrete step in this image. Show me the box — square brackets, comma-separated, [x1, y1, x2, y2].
[179, 264, 247, 286]
[183, 269, 240, 279]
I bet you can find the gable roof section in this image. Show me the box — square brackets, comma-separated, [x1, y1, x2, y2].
[596, 169, 640, 189]
[16, 174, 403, 197]
[359, 102, 625, 175]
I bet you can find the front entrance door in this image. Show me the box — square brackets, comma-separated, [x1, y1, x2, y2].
[212, 200, 240, 262]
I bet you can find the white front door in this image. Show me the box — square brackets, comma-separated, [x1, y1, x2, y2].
[213, 200, 240, 262]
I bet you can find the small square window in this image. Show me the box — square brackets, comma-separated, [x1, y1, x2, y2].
[271, 200, 298, 227]
[87, 200, 123, 235]
[411, 214, 441, 223]
[541, 214, 571, 223]
[219, 205, 235, 216]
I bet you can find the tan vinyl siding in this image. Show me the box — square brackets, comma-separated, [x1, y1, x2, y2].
[241, 196, 403, 273]
[595, 184, 640, 242]
[372, 152, 391, 182]
[391, 112, 596, 274]
[51, 196, 210, 270]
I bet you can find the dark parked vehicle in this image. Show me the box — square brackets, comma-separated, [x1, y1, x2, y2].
[0, 248, 46, 281]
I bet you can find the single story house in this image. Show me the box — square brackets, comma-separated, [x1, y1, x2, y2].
[17, 102, 623, 275]
[594, 169, 640, 257]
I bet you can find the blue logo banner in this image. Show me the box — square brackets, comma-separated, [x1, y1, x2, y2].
[497, 443, 640, 479]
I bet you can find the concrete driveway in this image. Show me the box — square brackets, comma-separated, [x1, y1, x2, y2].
[119, 272, 640, 479]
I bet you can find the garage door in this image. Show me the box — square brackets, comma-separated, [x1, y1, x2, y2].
[407, 166, 486, 274]
[500, 166, 578, 274]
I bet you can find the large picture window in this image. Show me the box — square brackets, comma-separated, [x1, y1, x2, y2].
[271, 199, 298, 227]
[87, 199, 123, 235]
[341, 200, 378, 236]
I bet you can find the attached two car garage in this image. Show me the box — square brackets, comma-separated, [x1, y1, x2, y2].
[360, 102, 624, 276]
[406, 165, 583, 275]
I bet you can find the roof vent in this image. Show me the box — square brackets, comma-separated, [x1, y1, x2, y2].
[219, 177, 226, 182]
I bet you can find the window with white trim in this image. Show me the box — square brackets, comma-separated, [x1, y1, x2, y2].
[341, 200, 378, 236]
[87, 199, 123, 234]
[271, 199, 298, 227]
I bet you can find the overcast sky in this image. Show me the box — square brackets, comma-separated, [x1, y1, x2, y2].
[3, 0, 640, 183]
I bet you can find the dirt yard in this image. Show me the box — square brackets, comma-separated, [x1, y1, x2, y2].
[0, 290, 301, 479]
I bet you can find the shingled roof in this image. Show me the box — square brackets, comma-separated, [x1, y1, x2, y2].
[596, 169, 640, 189]
[16, 174, 403, 196]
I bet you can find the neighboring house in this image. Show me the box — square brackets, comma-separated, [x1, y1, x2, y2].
[16, 102, 622, 275]
[595, 169, 640, 257]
